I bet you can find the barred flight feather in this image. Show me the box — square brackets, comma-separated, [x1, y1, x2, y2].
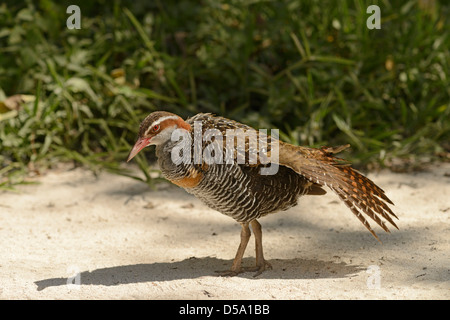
[278, 141, 398, 240]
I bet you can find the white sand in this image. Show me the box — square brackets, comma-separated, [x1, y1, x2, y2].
[0, 162, 449, 299]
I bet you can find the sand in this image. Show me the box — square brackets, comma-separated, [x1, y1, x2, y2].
[0, 162, 449, 300]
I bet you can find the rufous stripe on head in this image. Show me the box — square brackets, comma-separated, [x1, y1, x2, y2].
[144, 115, 180, 136]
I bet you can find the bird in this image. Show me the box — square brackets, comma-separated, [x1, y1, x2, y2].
[127, 111, 398, 277]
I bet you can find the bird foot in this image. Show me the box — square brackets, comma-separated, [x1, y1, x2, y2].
[215, 268, 243, 277]
[245, 260, 273, 277]
[215, 260, 272, 277]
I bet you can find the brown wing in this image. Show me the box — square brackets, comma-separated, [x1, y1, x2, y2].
[278, 141, 398, 241]
[187, 113, 271, 168]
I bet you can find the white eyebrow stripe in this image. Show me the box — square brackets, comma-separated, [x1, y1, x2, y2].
[144, 115, 180, 136]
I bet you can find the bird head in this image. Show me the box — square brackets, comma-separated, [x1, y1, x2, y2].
[127, 111, 191, 162]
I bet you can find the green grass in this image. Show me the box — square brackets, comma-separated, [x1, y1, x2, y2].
[0, 0, 449, 189]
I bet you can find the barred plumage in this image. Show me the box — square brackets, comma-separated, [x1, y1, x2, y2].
[128, 111, 398, 276]
[277, 141, 398, 241]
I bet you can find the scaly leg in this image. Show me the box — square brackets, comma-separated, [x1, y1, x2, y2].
[217, 222, 251, 276]
[248, 220, 272, 277]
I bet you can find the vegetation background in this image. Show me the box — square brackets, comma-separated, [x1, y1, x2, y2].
[0, 0, 448, 189]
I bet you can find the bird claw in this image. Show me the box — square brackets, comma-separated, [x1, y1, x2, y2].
[246, 260, 273, 277]
[215, 269, 243, 277]
[215, 260, 272, 277]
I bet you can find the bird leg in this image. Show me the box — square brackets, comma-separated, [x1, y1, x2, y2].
[217, 220, 272, 277]
[217, 222, 251, 276]
[247, 219, 272, 277]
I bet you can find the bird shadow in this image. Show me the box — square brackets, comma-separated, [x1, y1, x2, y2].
[35, 256, 363, 291]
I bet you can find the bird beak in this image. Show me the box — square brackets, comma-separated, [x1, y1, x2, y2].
[127, 137, 151, 162]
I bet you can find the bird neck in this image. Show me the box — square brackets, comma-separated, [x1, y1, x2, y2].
[173, 117, 191, 132]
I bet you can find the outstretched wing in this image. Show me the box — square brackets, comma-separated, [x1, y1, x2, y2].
[278, 141, 398, 241]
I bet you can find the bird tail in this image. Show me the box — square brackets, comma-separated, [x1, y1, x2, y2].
[278, 142, 398, 241]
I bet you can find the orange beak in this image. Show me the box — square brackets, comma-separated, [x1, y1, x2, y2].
[127, 137, 152, 162]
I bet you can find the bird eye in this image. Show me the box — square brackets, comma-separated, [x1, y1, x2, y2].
[152, 125, 160, 132]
